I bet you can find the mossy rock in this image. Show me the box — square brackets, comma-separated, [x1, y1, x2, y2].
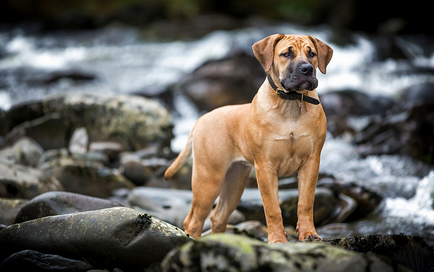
[161, 233, 409, 272]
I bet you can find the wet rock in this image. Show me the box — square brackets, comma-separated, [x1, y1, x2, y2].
[128, 187, 193, 227]
[320, 90, 396, 137]
[41, 155, 134, 198]
[161, 233, 407, 272]
[327, 234, 434, 272]
[0, 250, 93, 272]
[119, 146, 175, 186]
[68, 127, 89, 154]
[0, 207, 192, 270]
[237, 188, 338, 226]
[0, 137, 44, 167]
[25, 70, 96, 86]
[5, 113, 70, 151]
[38, 148, 109, 169]
[43, 93, 173, 150]
[317, 177, 383, 222]
[14, 191, 125, 223]
[175, 53, 264, 112]
[0, 198, 28, 225]
[0, 162, 64, 199]
[3, 93, 173, 151]
[354, 83, 434, 164]
[89, 141, 124, 162]
[119, 154, 155, 186]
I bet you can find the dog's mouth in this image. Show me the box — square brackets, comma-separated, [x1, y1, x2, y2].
[280, 75, 318, 93]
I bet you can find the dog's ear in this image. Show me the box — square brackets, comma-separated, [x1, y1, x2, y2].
[308, 36, 333, 74]
[252, 34, 284, 73]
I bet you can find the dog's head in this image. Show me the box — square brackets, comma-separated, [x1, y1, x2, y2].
[253, 34, 333, 93]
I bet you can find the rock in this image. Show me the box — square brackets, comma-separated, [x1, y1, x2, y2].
[0, 100, 45, 136]
[0, 198, 28, 225]
[175, 53, 264, 112]
[41, 155, 135, 198]
[38, 148, 109, 169]
[161, 233, 408, 272]
[3, 93, 173, 151]
[0, 162, 64, 199]
[68, 127, 89, 154]
[0, 207, 192, 270]
[327, 235, 434, 272]
[5, 112, 71, 150]
[400, 83, 434, 109]
[119, 154, 155, 186]
[43, 93, 173, 150]
[318, 178, 383, 222]
[0, 250, 93, 271]
[89, 141, 124, 162]
[128, 187, 193, 228]
[0, 137, 44, 167]
[119, 146, 175, 186]
[320, 90, 396, 137]
[237, 188, 338, 226]
[354, 84, 434, 164]
[14, 191, 126, 223]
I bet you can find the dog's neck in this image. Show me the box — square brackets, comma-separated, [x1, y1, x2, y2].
[266, 73, 320, 105]
[263, 74, 320, 116]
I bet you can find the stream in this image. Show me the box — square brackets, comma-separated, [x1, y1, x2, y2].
[1, 23, 433, 244]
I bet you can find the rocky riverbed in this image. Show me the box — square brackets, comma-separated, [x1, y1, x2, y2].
[0, 91, 433, 271]
[0, 21, 434, 271]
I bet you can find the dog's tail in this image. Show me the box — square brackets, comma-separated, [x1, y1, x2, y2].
[164, 129, 193, 181]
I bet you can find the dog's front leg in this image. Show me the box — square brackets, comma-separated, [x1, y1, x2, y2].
[296, 158, 321, 241]
[255, 163, 288, 243]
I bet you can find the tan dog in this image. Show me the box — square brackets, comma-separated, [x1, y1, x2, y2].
[165, 34, 333, 243]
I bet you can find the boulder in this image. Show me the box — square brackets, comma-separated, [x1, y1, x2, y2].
[161, 234, 409, 272]
[174, 53, 264, 112]
[14, 191, 126, 223]
[38, 148, 109, 169]
[89, 141, 124, 162]
[0, 207, 192, 270]
[328, 235, 434, 272]
[0, 250, 93, 272]
[41, 155, 135, 198]
[5, 112, 71, 151]
[319, 90, 396, 137]
[0, 137, 44, 167]
[354, 83, 434, 164]
[3, 93, 173, 151]
[0, 162, 64, 199]
[128, 187, 193, 227]
[0, 198, 28, 225]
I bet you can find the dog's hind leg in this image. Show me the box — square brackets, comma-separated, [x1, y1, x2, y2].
[183, 163, 226, 239]
[210, 162, 252, 234]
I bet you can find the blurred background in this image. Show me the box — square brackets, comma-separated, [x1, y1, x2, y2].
[0, 0, 433, 244]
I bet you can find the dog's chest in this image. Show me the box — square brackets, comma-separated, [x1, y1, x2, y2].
[272, 129, 313, 177]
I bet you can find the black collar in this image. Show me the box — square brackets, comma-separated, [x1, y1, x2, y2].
[267, 73, 320, 105]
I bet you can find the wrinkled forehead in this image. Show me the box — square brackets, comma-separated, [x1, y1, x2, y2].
[274, 35, 314, 53]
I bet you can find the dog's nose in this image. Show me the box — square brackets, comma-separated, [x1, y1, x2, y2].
[299, 63, 313, 75]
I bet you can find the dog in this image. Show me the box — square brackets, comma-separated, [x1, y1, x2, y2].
[165, 34, 333, 243]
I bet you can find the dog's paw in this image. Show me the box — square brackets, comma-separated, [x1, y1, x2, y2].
[296, 226, 321, 241]
[268, 231, 289, 244]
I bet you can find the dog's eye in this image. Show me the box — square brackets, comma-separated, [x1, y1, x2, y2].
[282, 51, 292, 57]
[309, 51, 317, 58]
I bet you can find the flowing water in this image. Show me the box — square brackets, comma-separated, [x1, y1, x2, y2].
[0, 23, 433, 244]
